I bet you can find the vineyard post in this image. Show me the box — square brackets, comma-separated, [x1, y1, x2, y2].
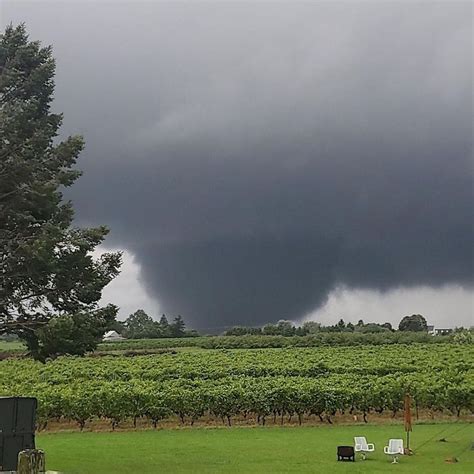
[404, 393, 412, 454]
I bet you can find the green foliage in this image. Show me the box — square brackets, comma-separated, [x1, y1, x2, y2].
[398, 314, 428, 332]
[1, 343, 472, 429]
[0, 24, 121, 359]
[226, 319, 394, 336]
[35, 305, 118, 360]
[123, 311, 189, 339]
[158, 315, 170, 336]
[99, 331, 451, 352]
[225, 326, 262, 336]
[355, 323, 391, 333]
[170, 315, 186, 337]
[124, 310, 157, 339]
[302, 321, 321, 334]
[452, 329, 473, 345]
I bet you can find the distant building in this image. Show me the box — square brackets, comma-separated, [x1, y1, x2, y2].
[428, 327, 453, 336]
[102, 330, 124, 342]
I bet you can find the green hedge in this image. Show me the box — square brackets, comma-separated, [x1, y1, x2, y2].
[98, 332, 450, 351]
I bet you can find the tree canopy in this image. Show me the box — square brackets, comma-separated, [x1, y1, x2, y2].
[0, 24, 121, 358]
[35, 305, 118, 360]
[398, 314, 428, 332]
[124, 310, 158, 339]
[122, 311, 191, 339]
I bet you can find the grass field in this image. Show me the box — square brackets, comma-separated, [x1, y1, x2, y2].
[0, 339, 25, 351]
[38, 423, 473, 473]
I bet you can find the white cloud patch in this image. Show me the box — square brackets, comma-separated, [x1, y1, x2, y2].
[302, 285, 473, 329]
[95, 249, 161, 321]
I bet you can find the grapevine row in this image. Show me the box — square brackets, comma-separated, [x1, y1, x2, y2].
[2, 375, 472, 430]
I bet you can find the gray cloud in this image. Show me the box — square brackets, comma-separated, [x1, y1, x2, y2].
[3, 1, 472, 329]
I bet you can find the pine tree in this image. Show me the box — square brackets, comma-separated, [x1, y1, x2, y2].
[158, 314, 171, 337]
[170, 315, 186, 338]
[0, 25, 121, 358]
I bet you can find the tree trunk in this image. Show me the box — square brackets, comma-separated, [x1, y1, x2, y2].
[17, 449, 45, 474]
[22, 330, 42, 362]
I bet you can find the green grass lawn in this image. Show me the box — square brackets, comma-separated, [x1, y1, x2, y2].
[38, 423, 473, 473]
[0, 339, 25, 351]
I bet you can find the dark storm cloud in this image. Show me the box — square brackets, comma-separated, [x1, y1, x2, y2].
[3, 2, 472, 329]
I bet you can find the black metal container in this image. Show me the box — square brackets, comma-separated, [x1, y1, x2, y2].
[0, 397, 37, 471]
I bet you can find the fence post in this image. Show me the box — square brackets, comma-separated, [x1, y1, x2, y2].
[17, 449, 45, 474]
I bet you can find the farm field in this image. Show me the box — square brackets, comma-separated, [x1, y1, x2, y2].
[0, 333, 454, 356]
[96, 332, 450, 352]
[37, 423, 474, 473]
[1, 343, 472, 429]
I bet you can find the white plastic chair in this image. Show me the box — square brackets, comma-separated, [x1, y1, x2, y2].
[384, 439, 404, 463]
[354, 436, 375, 459]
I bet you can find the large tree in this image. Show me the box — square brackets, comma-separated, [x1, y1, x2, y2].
[124, 309, 157, 339]
[398, 314, 428, 332]
[35, 304, 118, 361]
[170, 315, 186, 338]
[0, 24, 121, 358]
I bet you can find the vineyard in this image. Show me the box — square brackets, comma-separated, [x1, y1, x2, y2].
[1, 344, 472, 430]
[97, 332, 451, 351]
[0, 333, 456, 359]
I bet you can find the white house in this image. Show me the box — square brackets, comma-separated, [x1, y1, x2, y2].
[432, 328, 453, 336]
[102, 330, 124, 342]
[427, 326, 453, 336]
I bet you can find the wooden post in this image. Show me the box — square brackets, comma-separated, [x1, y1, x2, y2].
[404, 393, 412, 454]
[17, 449, 45, 474]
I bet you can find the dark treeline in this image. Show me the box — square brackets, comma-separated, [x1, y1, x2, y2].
[225, 319, 393, 337]
[224, 314, 427, 337]
[115, 312, 459, 340]
[116, 313, 423, 340]
[117, 310, 199, 339]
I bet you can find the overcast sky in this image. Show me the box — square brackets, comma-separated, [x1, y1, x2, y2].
[2, 1, 472, 330]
